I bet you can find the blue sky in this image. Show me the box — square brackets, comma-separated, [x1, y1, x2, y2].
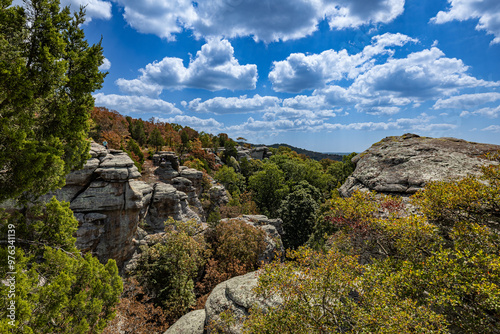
[35, 0, 500, 152]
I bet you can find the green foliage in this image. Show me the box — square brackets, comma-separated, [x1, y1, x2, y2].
[0, 198, 123, 333]
[326, 152, 357, 188]
[148, 127, 165, 152]
[207, 208, 221, 228]
[133, 219, 205, 322]
[10, 197, 79, 254]
[223, 140, 238, 164]
[214, 165, 246, 197]
[245, 247, 447, 334]
[0, 0, 106, 201]
[278, 182, 320, 249]
[240, 157, 263, 180]
[184, 157, 208, 172]
[244, 161, 500, 333]
[129, 119, 147, 146]
[249, 163, 289, 217]
[126, 139, 144, 164]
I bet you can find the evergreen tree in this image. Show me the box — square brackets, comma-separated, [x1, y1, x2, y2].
[278, 181, 320, 249]
[0, 0, 106, 201]
[0, 2, 122, 332]
[148, 128, 165, 152]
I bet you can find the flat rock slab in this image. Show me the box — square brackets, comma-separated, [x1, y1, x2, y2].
[339, 134, 500, 197]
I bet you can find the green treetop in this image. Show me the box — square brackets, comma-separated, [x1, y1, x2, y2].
[0, 0, 106, 202]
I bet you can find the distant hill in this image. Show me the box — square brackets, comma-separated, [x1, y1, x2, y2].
[252, 143, 344, 161]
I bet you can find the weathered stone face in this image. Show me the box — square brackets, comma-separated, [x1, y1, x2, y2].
[166, 271, 281, 334]
[146, 182, 200, 232]
[46, 143, 225, 267]
[47, 144, 232, 267]
[339, 134, 500, 197]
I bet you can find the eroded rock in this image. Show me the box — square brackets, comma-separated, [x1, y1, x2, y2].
[339, 134, 500, 197]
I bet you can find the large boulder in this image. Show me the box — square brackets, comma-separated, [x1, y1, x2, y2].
[164, 309, 206, 334]
[339, 134, 500, 197]
[146, 182, 201, 232]
[166, 271, 281, 334]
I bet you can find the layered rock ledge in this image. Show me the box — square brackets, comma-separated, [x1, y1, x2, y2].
[48, 143, 229, 266]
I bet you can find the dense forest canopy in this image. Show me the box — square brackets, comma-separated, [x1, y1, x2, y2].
[1, 1, 499, 333]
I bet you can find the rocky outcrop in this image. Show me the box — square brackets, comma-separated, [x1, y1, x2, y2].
[339, 134, 500, 197]
[164, 309, 206, 334]
[153, 152, 228, 223]
[146, 182, 200, 232]
[166, 271, 281, 334]
[47, 143, 151, 265]
[43, 144, 229, 267]
[235, 146, 273, 162]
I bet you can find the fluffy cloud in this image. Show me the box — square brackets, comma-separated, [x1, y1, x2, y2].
[93, 93, 182, 115]
[270, 36, 499, 114]
[433, 92, 500, 109]
[115, 79, 162, 97]
[111, 0, 405, 42]
[227, 113, 455, 134]
[262, 108, 337, 121]
[116, 39, 257, 94]
[112, 0, 196, 41]
[282, 95, 331, 110]
[461, 105, 500, 118]
[61, 0, 112, 21]
[324, 0, 405, 30]
[269, 33, 418, 93]
[157, 115, 224, 133]
[349, 47, 498, 104]
[184, 94, 340, 120]
[431, 0, 500, 44]
[98, 58, 111, 71]
[186, 95, 280, 114]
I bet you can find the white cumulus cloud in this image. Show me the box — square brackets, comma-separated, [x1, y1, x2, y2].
[111, 0, 405, 43]
[482, 124, 500, 132]
[186, 95, 280, 114]
[98, 58, 111, 71]
[269, 33, 418, 93]
[93, 93, 183, 115]
[226, 112, 456, 135]
[157, 115, 224, 133]
[116, 39, 257, 94]
[349, 47, 499, 104]
[431, 0, 500, 44]
[433, 92, 500, 109]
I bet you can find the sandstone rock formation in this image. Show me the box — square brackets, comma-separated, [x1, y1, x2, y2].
[49, 142, 149, 265]
[235, 145, 273, 162]
[44, 144, 230, 267]
[339, 134, 500, 197]
[165, 271, 281, 334]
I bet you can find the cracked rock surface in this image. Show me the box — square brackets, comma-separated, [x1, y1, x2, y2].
[339, 134, 500, 197]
